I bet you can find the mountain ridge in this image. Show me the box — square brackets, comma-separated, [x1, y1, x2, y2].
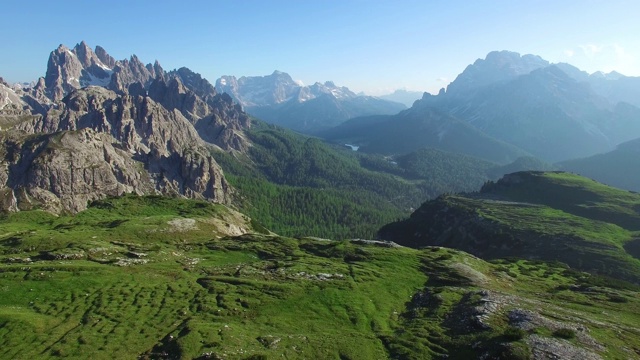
[322, 50, 640, 163]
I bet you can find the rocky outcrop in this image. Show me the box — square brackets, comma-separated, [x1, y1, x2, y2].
[147, 78, 250, 151]
[95, 45, 116, 68]
[108, 55, 155, 94]
[0, 128, 151, 212]
[1, 86, 234, 212]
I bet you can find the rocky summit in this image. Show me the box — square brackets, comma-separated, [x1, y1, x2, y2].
[0, 41, 252, 213]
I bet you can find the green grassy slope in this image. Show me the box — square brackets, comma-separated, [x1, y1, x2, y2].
[380, 171, 640, 283]
[1, 195, 639, 359]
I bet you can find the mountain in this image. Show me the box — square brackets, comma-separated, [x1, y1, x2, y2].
[555, 62, 640, 108]
[379, 171, 640, 283]
[417, 51, 640, 162]
[3, 43, 640, 360]
[320, 50, 640, 163]
[378, 89, 424, 107]
[558, 137, 640, 191]
[0, 42, 251, 212]
[3, 42, 545, 239]
[445, 50, 549, 95]
[1, 195, 639, 359]
[320, 105, 530, 164]
[215, 71, 405, 133]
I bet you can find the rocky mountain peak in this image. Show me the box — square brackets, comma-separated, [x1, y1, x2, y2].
[170, 67, 218, 102]
[73, 41, 97, 68]
[95, 45, 116, 68]
[446, 50, 549, 95]
[0, 41, 257, 213]
[43, 41, 117, 101]
[150, 60, 165, 81]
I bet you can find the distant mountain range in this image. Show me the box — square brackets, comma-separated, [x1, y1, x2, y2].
[377, 89, 424, 107]
[321, 50, 640, 164]
[215, 71, 406, 133]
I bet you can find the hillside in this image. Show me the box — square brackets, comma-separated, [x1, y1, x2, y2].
[379, 171, 640, 284]
[214, 120, 428, 239]
[320, 106, 529, 164]
[1, 195, 639, 359]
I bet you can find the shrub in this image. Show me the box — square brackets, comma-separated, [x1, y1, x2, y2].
[553, 328, 576, 339]
[503, 327, 527, 341]
[499, 342, 531, 360]
[608, 294, 628, 303]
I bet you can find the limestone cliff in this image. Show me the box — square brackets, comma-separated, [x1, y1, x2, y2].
[0, 42, 252, 212]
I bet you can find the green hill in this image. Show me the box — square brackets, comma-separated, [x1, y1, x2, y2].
[1, 195, 639, 359]
[379, 171, 640, 284]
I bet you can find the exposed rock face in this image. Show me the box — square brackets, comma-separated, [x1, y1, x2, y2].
[0, 41, 252, 213]
[0, 82, 27, 112]
[1, 128, 152, 213]
[6, 87, 232, 211]
[95, 45, 116, 68]
[109, 55, 155, 94]
[44, 42, 114, 101]
[147, 78, 250, 151]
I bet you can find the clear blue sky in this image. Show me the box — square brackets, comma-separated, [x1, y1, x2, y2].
[1, 0, 639, 95]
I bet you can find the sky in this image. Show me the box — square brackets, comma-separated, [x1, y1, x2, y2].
[1, 0, 639, 95]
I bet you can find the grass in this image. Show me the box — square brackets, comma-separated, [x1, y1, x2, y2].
[483, 171, 640, 231]
[0, 194, 639, 359]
